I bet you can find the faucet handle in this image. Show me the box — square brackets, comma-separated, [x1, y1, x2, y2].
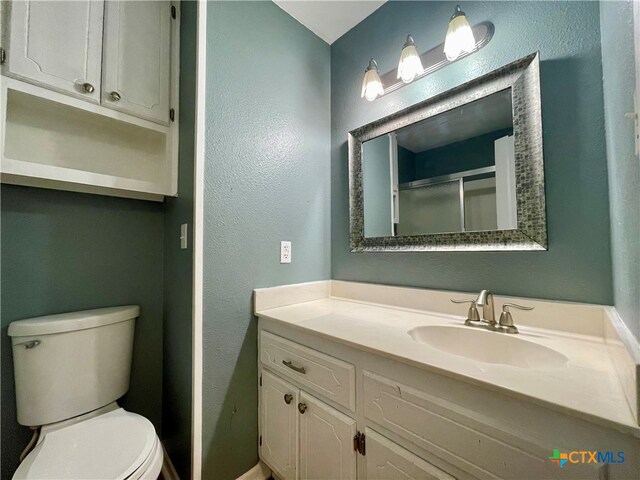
[451, 299, 481, 323]
[502, 303, 534, 312]
[499, 303, 533, 333]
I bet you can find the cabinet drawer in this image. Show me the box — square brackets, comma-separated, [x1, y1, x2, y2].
[260, 331, 355, 411]
[363, 371, 583, 480]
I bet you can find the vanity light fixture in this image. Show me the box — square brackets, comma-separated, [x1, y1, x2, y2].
[361, 58, 384, 102]
[397, 35, 424, 84]
[444, 4, 476, 61]
[360, 6, 493, 101]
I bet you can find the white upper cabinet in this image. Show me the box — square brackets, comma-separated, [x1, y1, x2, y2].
[4, 0, 104, 102]
[102, 1, 172, 124]
[0, 1, 179, 199]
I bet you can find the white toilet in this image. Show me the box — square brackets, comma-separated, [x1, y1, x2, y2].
[8, 306, 163, 480]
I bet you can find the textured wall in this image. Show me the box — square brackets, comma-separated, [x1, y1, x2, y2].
[600, 0, 640, 340]
[161, 1, 196, 478]
[202, 2, 331, 478]
[0, 186, 164, 479]
[331, 1, 613, 304]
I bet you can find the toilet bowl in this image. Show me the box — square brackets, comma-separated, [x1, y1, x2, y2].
[8, 306, 161, 480]
[13, 404, 163, 480]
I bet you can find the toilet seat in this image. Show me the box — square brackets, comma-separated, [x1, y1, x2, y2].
[14, 408, 161, 480]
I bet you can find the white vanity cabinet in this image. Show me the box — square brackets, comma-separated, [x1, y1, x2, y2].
[258, 319, 638, 480]
[365, 429, 455, 480]
[298, 392, 357, 480]
[3, 0, 105, 103]
[259, 333, 357, 480]
[259, 331, 454, 480]
[0, 0, 180, 200]
[260, 375, 357, 480]
[261, 370, 298, 479]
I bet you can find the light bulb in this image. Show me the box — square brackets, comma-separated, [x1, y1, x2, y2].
[444, 5, 476, 61]
[397, 35, 424, 84]
[361, 58, 384, 102]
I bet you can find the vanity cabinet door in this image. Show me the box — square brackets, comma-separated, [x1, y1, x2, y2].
[4, 0, 104, 102]
[260, 370, 298, 480]
[364, 429, 456, 480]
[101, 0, 172, 124]
[298, 392, 357, 480]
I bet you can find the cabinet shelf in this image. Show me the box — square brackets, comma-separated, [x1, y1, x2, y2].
[1, 77, 177, 201]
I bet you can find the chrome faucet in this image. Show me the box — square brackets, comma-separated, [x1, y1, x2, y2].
[475, 289, 496, 327]
[451, 290, 534, 334]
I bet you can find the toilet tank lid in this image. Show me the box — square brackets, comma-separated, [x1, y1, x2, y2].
[8, 306, 140, 337]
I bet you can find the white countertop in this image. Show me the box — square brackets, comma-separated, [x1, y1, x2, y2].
[256, 295, 640, 436]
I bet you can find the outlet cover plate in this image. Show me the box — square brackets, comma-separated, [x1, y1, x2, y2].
[280, 241, 291, 264]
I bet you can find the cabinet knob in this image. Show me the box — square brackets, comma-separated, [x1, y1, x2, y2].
[82, 83, 95, 94]
[297, 402, 307, 414]
[110, 91, 121, 101]
[284, 393, 293, 405]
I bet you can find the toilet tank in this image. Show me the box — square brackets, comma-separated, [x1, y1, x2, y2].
[8, 306, 139, 426]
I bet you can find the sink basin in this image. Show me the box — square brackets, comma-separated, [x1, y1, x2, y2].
[408, 325, 568, 368]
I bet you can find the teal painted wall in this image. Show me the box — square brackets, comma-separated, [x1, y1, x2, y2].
[600, 0, 640, 340]
[162, 2, 196, 478]
[331, 1, 613, 304]
[1, 186, 164, 479]
[203, 2, 331, 478]
[397, 145, 416, 183]
[363, 135, 393, 237]
[412, 128, 512, 180]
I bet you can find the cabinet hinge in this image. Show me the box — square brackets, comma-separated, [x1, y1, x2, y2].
[0, 48, 6, 65]
[171, 5, 176, 19]
[169, 108, 175, 122]
[353, 431, 366, 456]
[259, 435, 262, 446]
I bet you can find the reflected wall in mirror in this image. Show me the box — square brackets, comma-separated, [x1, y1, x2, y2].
[350, 53, 546, 251]
[363, 89, 516, 238]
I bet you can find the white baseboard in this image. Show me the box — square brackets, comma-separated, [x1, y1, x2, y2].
[236, 461, 271, 480]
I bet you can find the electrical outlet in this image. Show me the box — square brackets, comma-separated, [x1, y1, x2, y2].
[280, 241, 291, 264]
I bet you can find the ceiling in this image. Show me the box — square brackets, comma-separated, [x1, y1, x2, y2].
[396, 89, 514, 153]
[273, 1, 387, 44]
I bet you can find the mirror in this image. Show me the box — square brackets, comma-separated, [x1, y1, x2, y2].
[363, 89, 515, 238]
[349, 53, 547, 252]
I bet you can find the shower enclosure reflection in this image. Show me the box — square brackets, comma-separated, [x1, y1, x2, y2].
[362, 89, 517, 238]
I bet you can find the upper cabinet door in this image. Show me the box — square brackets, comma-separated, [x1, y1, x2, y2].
[101, 1, 172, 125]
[5, 0, 104, 102]
[299, 392, 357, 480]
